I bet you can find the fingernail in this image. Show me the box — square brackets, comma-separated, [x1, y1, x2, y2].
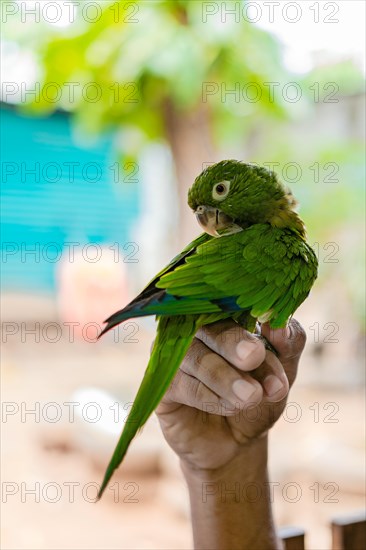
[263, 375, 283, 397]
[236, 340, 258, 361]
[232, 379, 257, 402]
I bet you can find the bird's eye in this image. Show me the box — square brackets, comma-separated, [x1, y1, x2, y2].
[212, 180, 231, 201]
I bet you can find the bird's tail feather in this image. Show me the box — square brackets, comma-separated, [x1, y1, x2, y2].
[98, 307, 148, 338]
[97, 315, 197, 499]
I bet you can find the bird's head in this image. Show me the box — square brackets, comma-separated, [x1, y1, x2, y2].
[188, 160, 305, 237]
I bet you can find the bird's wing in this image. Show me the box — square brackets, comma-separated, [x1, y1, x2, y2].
[100, 224, 317, 335]
[99, 232, 212, 336]
[159, 223, 318, 328]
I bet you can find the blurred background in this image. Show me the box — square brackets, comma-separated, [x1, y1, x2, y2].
[1, 1, 365, 548]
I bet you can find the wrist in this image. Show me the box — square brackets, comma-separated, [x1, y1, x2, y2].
[180, 434, 268, 485]
[180, 435, 282, 550]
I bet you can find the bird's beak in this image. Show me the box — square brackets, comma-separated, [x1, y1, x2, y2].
[194, 205, 243, 237]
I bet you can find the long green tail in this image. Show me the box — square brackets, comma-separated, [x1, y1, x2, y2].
[97, 315, 198, 499]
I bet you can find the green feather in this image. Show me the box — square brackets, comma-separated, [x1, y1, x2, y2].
[97, 315, 198, 499]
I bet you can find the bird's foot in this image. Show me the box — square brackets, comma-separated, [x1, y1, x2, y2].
[257, 335, 279, 357]
[254, 324, 279, 357]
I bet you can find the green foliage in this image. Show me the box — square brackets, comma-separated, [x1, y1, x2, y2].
[15, 0, 288, 153]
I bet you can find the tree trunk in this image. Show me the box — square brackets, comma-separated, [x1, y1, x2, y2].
[163, 100, 218, 246]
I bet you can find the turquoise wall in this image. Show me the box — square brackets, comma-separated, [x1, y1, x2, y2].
[1, 106, 140, 291]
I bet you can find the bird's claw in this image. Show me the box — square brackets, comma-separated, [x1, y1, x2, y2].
[254, 334, 279, 358]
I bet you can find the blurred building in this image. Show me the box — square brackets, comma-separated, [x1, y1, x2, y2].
[1, 104, 141, 292]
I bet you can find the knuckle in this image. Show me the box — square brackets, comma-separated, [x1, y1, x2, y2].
[207, 363, 222, 386]
[194, 349, 211, 368]
[182, 348, 195, 369]
[198, 319, 237, 345]
[192, 380, 207, 404]
[198, 352, 228, 387]
[195, 327, 207, 343]
[168, 370, 181, 396]
[182, 339, 202, 371]
[289, 318, 307, 354]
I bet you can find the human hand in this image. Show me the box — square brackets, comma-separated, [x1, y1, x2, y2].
[156, 318, 306, 472]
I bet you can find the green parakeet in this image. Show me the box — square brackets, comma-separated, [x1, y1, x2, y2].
[97, 160, 317, 498]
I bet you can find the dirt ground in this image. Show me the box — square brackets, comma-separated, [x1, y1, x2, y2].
[1, 293, 365, 550]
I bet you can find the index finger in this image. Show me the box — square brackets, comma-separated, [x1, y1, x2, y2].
[196, 319, 266, 372]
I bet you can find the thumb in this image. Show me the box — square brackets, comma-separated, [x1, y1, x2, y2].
[261, 318, 306, 386]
